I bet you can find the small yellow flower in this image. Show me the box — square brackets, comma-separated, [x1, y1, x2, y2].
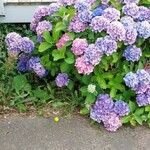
[54, 117, 59, 123]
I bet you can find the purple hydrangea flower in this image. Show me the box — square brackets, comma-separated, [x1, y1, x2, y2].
[123, 45, 142, 62]
[124, 72, 139, 89]
[122, 3, 140, 19]
[124, 27, 137, 45]
[21, 37, 34, 53]
[96, 36, 117, 56]
[37, 35, 43, 43]
[103, 112, 122, 132]
[55, 73, 69, 87]
[5, 32, 23, 54]
[90, 16, 110, 33]
[28, 57, 47, 77]
[84, 44, 103, 66]
[103, 7, 120, 22]
[74, 1, 90, 12]
[49, 3, 60, 14]
[123, 0, 139, 3]
[107, 21, 126, 41]
[136, 21, 150, 39]
[136, 90, 150, 107]
[59, 0, 76, 6]
[17, 54, 30, 72]
[36, 21, 52, 36]
[137, 6, 150, 21]
[101, 0, 110, 4]
[68, 15, 88, 33]
[113, 100, 130, 117]
[78, 10, 92, 23]
[91, 5, 108, 17]
[120, 16, 135, 28]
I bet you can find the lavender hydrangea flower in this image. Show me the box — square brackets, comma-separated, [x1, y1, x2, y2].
[21, 37, 34, 53]
[101, 0, 110, 4]
[136, 90, 150, 107]
[123, 0, 139, 3]
[91, 5, 107, 17]
[124, 72, 139, 89]
[107, 21, 126, 41]
[17, 54, 30, 72]
[90, 16, 110, 33]
[113, 100, 130, 117]
[123, 45, 142, 62]
[120, 16, 135, 28]
[59, 0, 76, 6]
[49, 3, 60, 14]
[136, 21, 150, 39]
[122, 3, 140, 19]
[137, 6, 150, 21]
[74, 1, 90, 12]
[5, 32, 23, 54]
[96, 36, 117, 56]
[28, 57, 47, 77]
[103, 112, 122, 132]
[55, 73, 69, 87]
[36, 21, 52, 36]
[124, 27, 137, 45]
[103, 7, 120, 22]
[68, 15, 88, 33]
[84, 44, 103, 66]
[78, 10, 92, 23]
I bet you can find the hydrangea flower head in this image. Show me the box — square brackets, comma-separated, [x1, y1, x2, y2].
[137, 6, 150, 21]
[91, 5, 107, 17]
[58, 0, 76, 6]
[71, 38, 88, 56]
[122, 3, 140, 19]
[74, 0, 90, 12]
[55, 73, 69, 87]
[103, 7, 120, 22]
[84, 44, 103, 66]
[101, 0, 110, 4]
[123, 45, 142, 62]
[21, 37, 34, 53]
[78, 10, 92, 23]
[136, 21, 150, 39]
[36, 21, 52, 36]
[96, 36, 117, 56]
[107, 21, 126, 41]
[113, 100, 130, 117]
[88, 84, 96, 93]
[120, 16, 135, 28]
[56, 33, 70, 49]
[123, 0, 139, 3]
[90, 16, 110, 32]
[75, 56, 94, 75]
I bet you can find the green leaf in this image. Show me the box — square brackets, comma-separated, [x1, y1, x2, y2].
[80, 86, 88, 96]
[39, 42, 52, 52]
[67, 80, 74, 90]
[65, 52, 75, 64]
[13, 75, 28, 93]
[148, 118, 150, 128]
[134, 115, 143, 125]
[80, 107, 90, 115]
[52, 101, 67, 108]
[121, 115, 131, 124]
[110, 88, 117, 98]
[129, 101, 137, 113]
[52, 47, 66, 61]
[85, 94, 96, 105]
[60, 62, 72, 73]
[97, 76, 107, 89]
[33, 89, 50, 101]
[43, 31, 53, 43]
[134, 108, 144, 116]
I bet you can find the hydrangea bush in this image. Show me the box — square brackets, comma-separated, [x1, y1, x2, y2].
[5, 0, 150, 132]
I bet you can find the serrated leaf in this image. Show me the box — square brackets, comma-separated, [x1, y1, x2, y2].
[129, 101, 137, 113]
[39, 42, 52, 52]
[134, 108, 144, 116]
[121, 115, 131, 124]
[134, 115, 143, 125]
[43, 31, 53, 43]
[52, 47, 66, 61]
[97, 76, 107, 89]
[85, 94, 96, 105]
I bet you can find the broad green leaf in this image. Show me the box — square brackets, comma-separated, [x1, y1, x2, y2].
[39, 42, 52, 52]
[43, 31, 53, 43]
[52, 101, 67, 108]
[80, 86, 88, 96]
[129, 101, 137, 113]
[67, 80, 74, 90]
[33, 89, 49, 101]
[65, 52, 75, 64]
[60, 62, 72, 73]
[121, 115, 131, 124]
[80, 107, 90, 115]
[52, 47, 66, 61]
[110, 88, 117, 98]
[97, 76, 107, 89]
[134, 108, 144, 116]
[134, 115, 143, 125]
[85, 94, 96, 105]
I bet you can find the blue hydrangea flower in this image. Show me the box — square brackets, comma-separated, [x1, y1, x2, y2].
[90, 16, 110, 32]
[123, 45, 142, 62]
[55, 73, 69, 87]
[96, 36, 117, 56]
[124, 72, 139, 89]
[17, 54, 30, 72]
[28, 57, 47, 77]
[21, 37, 34, 54]
[78, 10, 92, 23]
[74, 1, 90, 12]
[113, 100, 130, 117]
[122, 3, 140, 19]
[136, 21, 150, 39]
[124, 27, 137, 45]
[58, 0, 76, 6]
[120, 16, 135, 28]
[137, 6, 150, 21]
[103, 7, 120, 22]
[107, 21, 126, 41]
[123, 0, 139, 3]
[84, 44, 103, 66]
[91, 5, 107, 17]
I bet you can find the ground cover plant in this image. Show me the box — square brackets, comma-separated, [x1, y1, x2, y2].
[3, 0, 150, 131]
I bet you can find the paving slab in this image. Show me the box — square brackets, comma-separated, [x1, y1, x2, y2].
[0, 115, 150, 150]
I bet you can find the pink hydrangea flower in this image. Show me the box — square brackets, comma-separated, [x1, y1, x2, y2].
[75, 56, 94, 75]
[56, 33, 70, 49]
[71, 38, 88, 56]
